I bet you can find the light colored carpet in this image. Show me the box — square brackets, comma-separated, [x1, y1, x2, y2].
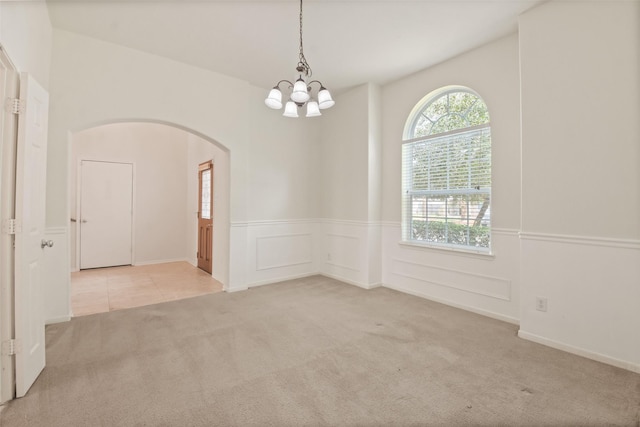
[1, 275, 639, 426]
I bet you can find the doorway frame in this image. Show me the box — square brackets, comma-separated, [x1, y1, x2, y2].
[0, 44, 19, 404]
[67, 120, 231, 287]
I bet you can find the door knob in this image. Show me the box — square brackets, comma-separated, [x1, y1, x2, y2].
[41, 239, 54, 249]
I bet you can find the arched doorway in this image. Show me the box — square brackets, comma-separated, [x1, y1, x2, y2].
[68, 121, 230, 315]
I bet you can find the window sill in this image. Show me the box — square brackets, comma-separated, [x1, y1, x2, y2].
[398, 241, 495, 260]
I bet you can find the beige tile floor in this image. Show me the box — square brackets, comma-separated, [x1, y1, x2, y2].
[70, 261, 223, 316]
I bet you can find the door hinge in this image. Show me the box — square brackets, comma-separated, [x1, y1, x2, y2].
[2, 218, 20, 235]
[7, 98, 25, 115]
[1, 339, 20, 356]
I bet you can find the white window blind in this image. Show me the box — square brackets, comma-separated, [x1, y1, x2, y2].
[402, 125, 491, 251]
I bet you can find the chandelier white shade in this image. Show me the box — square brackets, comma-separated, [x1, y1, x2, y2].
[264, 0, 335, 118]
[318, 87, 335, 109]
[290, 78, 311, 103]
[264, 88, 283, 109]
[283, 101, 299, 118]
[306, 101, 321, 117]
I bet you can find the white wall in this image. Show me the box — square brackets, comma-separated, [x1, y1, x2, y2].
[186, 133, 230, 285]
[318, 84, 369, 288]
[48, 29, 321, 293]
[232, 83, 323, 289]
[48, 29, 248, 227]
[366, 84, 383, 286]
[317, 83, 383, 289]
[380, 34, 522, 323]
[246, 88, 319, 222]
[519, 1, 639, 240]
[0, 2, 52, 90]
[70, 122, 190, 268]
[319, 84, 370, 221]
[518, 0, 640, 372]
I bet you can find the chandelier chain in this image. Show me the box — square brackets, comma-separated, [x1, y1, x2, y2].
[297, 0, 312, 77]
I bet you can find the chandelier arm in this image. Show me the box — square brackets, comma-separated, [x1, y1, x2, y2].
[307, 80, 324, 89]
[275, 79, 294, 89]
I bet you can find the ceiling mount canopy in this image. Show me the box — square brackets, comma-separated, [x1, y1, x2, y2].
[264, 0, 335, 118]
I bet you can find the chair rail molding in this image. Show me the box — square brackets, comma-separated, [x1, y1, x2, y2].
[519, 231, 640, 250]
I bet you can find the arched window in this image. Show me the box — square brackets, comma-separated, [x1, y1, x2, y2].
[402, 87, 491, 252]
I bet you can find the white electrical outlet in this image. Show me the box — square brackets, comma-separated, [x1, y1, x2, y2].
[535, 297, 548, 312]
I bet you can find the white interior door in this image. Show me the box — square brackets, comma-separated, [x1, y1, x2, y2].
[80, 161, 133, 269]
[14, 73, 49, 398]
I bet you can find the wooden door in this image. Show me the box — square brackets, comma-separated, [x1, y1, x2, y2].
[80, 160, 133, 269]
[197, 161, 213, 274]
[14, 73, 49, 397]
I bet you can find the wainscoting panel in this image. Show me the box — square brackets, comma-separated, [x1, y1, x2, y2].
[228, 224, 248, 292]
[236, 220, 318, 289]
[326, 233, 360, 272]
[256, 233, 312, 271]
[382, 223, 520, 323]
[391, 259, 511, 301]
[319, 220, 381, 289]
[519, 233, 640, 373]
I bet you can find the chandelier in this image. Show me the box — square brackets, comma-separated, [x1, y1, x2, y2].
[264, 0, 335, 117]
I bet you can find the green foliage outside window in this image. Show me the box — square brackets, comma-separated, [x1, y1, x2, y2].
[411, 220, 490, 248]
[412, 91, 490, 138]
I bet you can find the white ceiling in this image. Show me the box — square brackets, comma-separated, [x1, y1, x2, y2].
[46, 0, 544, 94]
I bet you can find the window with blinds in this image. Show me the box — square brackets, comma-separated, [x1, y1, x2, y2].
[402, 88, 491, 252]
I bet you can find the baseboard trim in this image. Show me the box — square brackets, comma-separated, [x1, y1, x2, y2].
[133, 258, 189, 266]
[230, 272, 382, 292]
[247, 272, 318, 289]
[225, 286, 249, 293]
[320, 272, 382, 290]
[383, 282, 519, 325]
[45, 315, 71, 325]
[518, 330, 640, 374]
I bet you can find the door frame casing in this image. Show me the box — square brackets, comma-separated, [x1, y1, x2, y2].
[0, 45, 19, 403]
[74, 158, 136, 270]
